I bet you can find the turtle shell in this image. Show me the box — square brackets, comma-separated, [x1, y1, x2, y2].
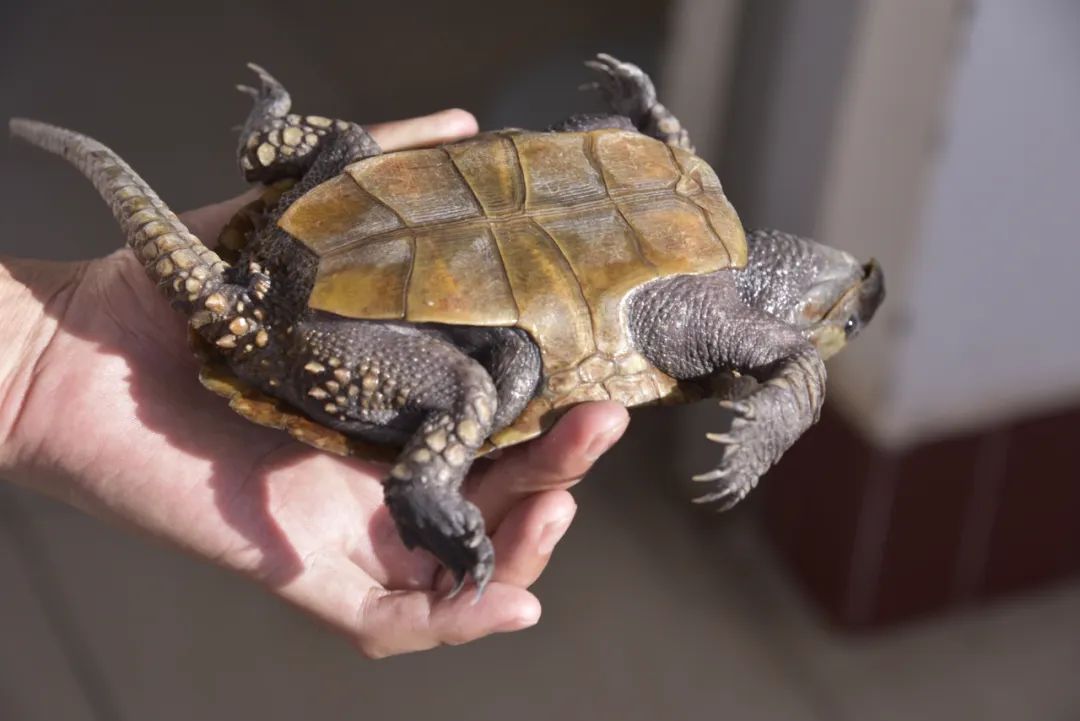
[276, 128, 745, 449]
[203, 129, 744, 456]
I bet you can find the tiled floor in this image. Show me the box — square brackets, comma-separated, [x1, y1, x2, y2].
[3, 413, 1079, 721]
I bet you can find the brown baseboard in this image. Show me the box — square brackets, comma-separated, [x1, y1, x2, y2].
[760, 403, 1080, 630]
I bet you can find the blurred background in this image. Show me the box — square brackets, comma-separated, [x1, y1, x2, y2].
[2, 0, 1078, 719]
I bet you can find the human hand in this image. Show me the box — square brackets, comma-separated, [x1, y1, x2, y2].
[0, 109, 630, 657]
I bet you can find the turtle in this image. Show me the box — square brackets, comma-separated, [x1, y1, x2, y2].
[10, 53, 884, 594]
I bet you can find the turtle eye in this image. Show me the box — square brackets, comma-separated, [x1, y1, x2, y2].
[844, 316, 859, 337]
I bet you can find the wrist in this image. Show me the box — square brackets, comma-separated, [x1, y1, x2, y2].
[0, 257, 82, 476]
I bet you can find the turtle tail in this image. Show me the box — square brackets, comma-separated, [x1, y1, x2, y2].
[9, 118, 231, 314]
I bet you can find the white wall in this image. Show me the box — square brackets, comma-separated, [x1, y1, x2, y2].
[882, 0, 1080, 443]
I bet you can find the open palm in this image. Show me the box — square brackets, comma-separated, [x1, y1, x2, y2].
[1, 111, 629, 657]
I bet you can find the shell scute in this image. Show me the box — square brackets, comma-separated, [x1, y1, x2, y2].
[347, 149, 482, 225]
[405, 225, 517, 325]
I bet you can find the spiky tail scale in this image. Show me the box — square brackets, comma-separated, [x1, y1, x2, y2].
[9, 118, 231, 314]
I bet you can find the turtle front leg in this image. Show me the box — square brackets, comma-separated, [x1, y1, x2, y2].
[629, 274, 826, 509]
[581, 53, 693, 151]
[236, 64, 380, 184]
[695, 346, 825, 509]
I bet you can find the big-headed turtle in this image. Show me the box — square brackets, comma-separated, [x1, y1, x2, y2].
[11, 55, 883, 593]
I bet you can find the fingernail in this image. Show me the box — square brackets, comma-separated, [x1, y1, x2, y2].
[437, 107, 479, 135]
[497, 607, 541, 632]
[585, 417, 629, 461]
[538, 507, 576, 555]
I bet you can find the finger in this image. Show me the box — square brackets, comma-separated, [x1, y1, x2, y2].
[465, 401, 629, 528]
[488, 491, 576, 589]
[367, 108, 478, 151]
[354, 582, 540, 658]
[436, 489, 576, 594]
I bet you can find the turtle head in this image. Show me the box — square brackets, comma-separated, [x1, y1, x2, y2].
[800, 256, 884, 360]
[739, 230, 885, 360]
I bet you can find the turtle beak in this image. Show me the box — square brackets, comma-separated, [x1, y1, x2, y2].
[858, 259, 885, 323]
[806, 257, 885, 360]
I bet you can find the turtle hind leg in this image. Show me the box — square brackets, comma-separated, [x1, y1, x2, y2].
[444, 326, 542, 431]
[580, 53, 693, 151]
[286, 319, 500, 596]
[236, 63, 380, 184]
[383, 356, 500, 596]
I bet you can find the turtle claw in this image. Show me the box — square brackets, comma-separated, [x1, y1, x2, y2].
[691, 397, 771, 509]
[445, 562, 490, 605]
[714, 494, 745, 513]
[719, 399, 755, 420]
[385, 483, 495, 601]
[691, 480, 751, 510]
[587, 52, 630, 74]
[691, 452, 752, 508]
[692, 488, 735, 505]
[692, 468, 730, 482]
[245, 62, 276, 83]
[241, 62, 291, 118]
[446, 574, 488, 605]
[581, 53, 657, 120]
[700, 468, 754, 510]
[445, 572, 467, 600]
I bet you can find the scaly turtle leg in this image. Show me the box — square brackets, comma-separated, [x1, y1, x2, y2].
[629, 274, 826, 509]
[580, 53, 693, 151]
[444, 327, 542, 432]
[236, 64, 380, 184]
[283, 318, 501, 595]
[548, 112, 636, 134]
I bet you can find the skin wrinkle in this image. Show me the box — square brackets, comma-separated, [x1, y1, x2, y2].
[353, 587, 387, 655]
[216, 438, 299, 573]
